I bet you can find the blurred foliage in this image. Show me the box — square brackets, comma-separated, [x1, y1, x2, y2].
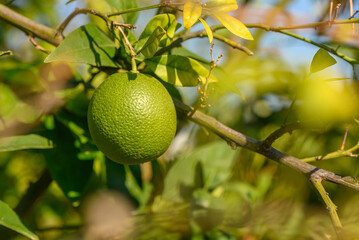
[1, 0, 359, 240]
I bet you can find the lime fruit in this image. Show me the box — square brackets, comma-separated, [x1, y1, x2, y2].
[88, 72, 177, 164]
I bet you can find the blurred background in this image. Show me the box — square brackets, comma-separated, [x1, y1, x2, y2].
[1, 0, 359, 239]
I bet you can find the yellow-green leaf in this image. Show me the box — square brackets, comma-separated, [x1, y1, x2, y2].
[138, 26, 166, 58]
[310, 49, 337, 74]
[198, 18, 213, 43]
[139, 14, 181, 47]
[0, 134, 53, 152]
[214, 13, 253, 40]
[0, 201, 39, 240]
[145, 55, 217, 87]
[205, 0, 238, 13]
[44, 23, 120, 67]
[183, 1, 202, 29]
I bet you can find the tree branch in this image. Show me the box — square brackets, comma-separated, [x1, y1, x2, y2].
[155, 29, 254, 57]
[276, 30, 359, 64]
[15, 168, 53, 218]
[173, 98, 359, 191]
[245, 18, 359, 31]
[301, 141, 359, 162]
[108, 3, 168, 17]
[158, 17, 359, 62]
[262, 121, 302, 149]
[310, 176, 344, 239]
[213, 21, 359, 65]
[57, 8, 111, 36]
[0, 4, 63, 46]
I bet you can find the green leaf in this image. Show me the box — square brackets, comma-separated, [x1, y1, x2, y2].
[45, 23, 119, 68]
[44, 114, 93, 204]
[199, 18, 213, 43]
[183, 0, 202, 29]
[145, 55, 217, 87]
[162, 141, 237, 202]
[0, 201, 39, 240]
[169, 47, 211, 65]
[139, 14, 181, 47]
[0, 50, 13, 57]
[138, 26, 166, 58]
[106, 158, 142, 198]
[205, 0, 238, 13]
[0, 134, 53, 152]
[214, 13, 253, 40]
[124, 165, 153, 212]
[310, 49, 337, 74]
[106, 0, 139, 25]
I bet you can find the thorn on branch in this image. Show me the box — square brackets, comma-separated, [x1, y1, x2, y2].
[28, 35, 51, 54]
[329, 0, 342, 26]
[349, 10, 359, 19]
[218, 134, 238, 150]
[340, 126, 349, 151]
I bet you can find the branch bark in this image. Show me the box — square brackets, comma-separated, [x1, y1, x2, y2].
[15, 169, 52, 218]
[173, 98, 359, 191]
[310, 176, 344, 240]
[0, 4, 63, 46]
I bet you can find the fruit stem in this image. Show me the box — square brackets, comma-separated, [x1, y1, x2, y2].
[131, 56, 138, 73]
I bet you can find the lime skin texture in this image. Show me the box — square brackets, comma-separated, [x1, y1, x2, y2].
[88, 72, 177, 165]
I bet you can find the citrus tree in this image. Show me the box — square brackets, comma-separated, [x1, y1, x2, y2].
[1, 0, 359, 239]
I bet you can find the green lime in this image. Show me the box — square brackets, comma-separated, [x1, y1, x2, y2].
[88, 72, 177, 164]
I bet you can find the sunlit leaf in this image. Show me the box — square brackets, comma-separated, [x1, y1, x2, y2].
[45, 23, 119, 68]
[138, 26, 166, 58]
[310, 49, 337, 74]
[145, 55, 217, 87]
[0, 134, 53, 152]
[0, 50, 13, 57]
[183, 0, 202, 28]
[199, 18, 213, 43]
[205, 0, 238, 13]
[170, 47, 211, 64]
[214, 13, 253, 40]
[0, 201, 39, 240]
[106, 0, 139, 25]
[139, 14, 181, 47]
